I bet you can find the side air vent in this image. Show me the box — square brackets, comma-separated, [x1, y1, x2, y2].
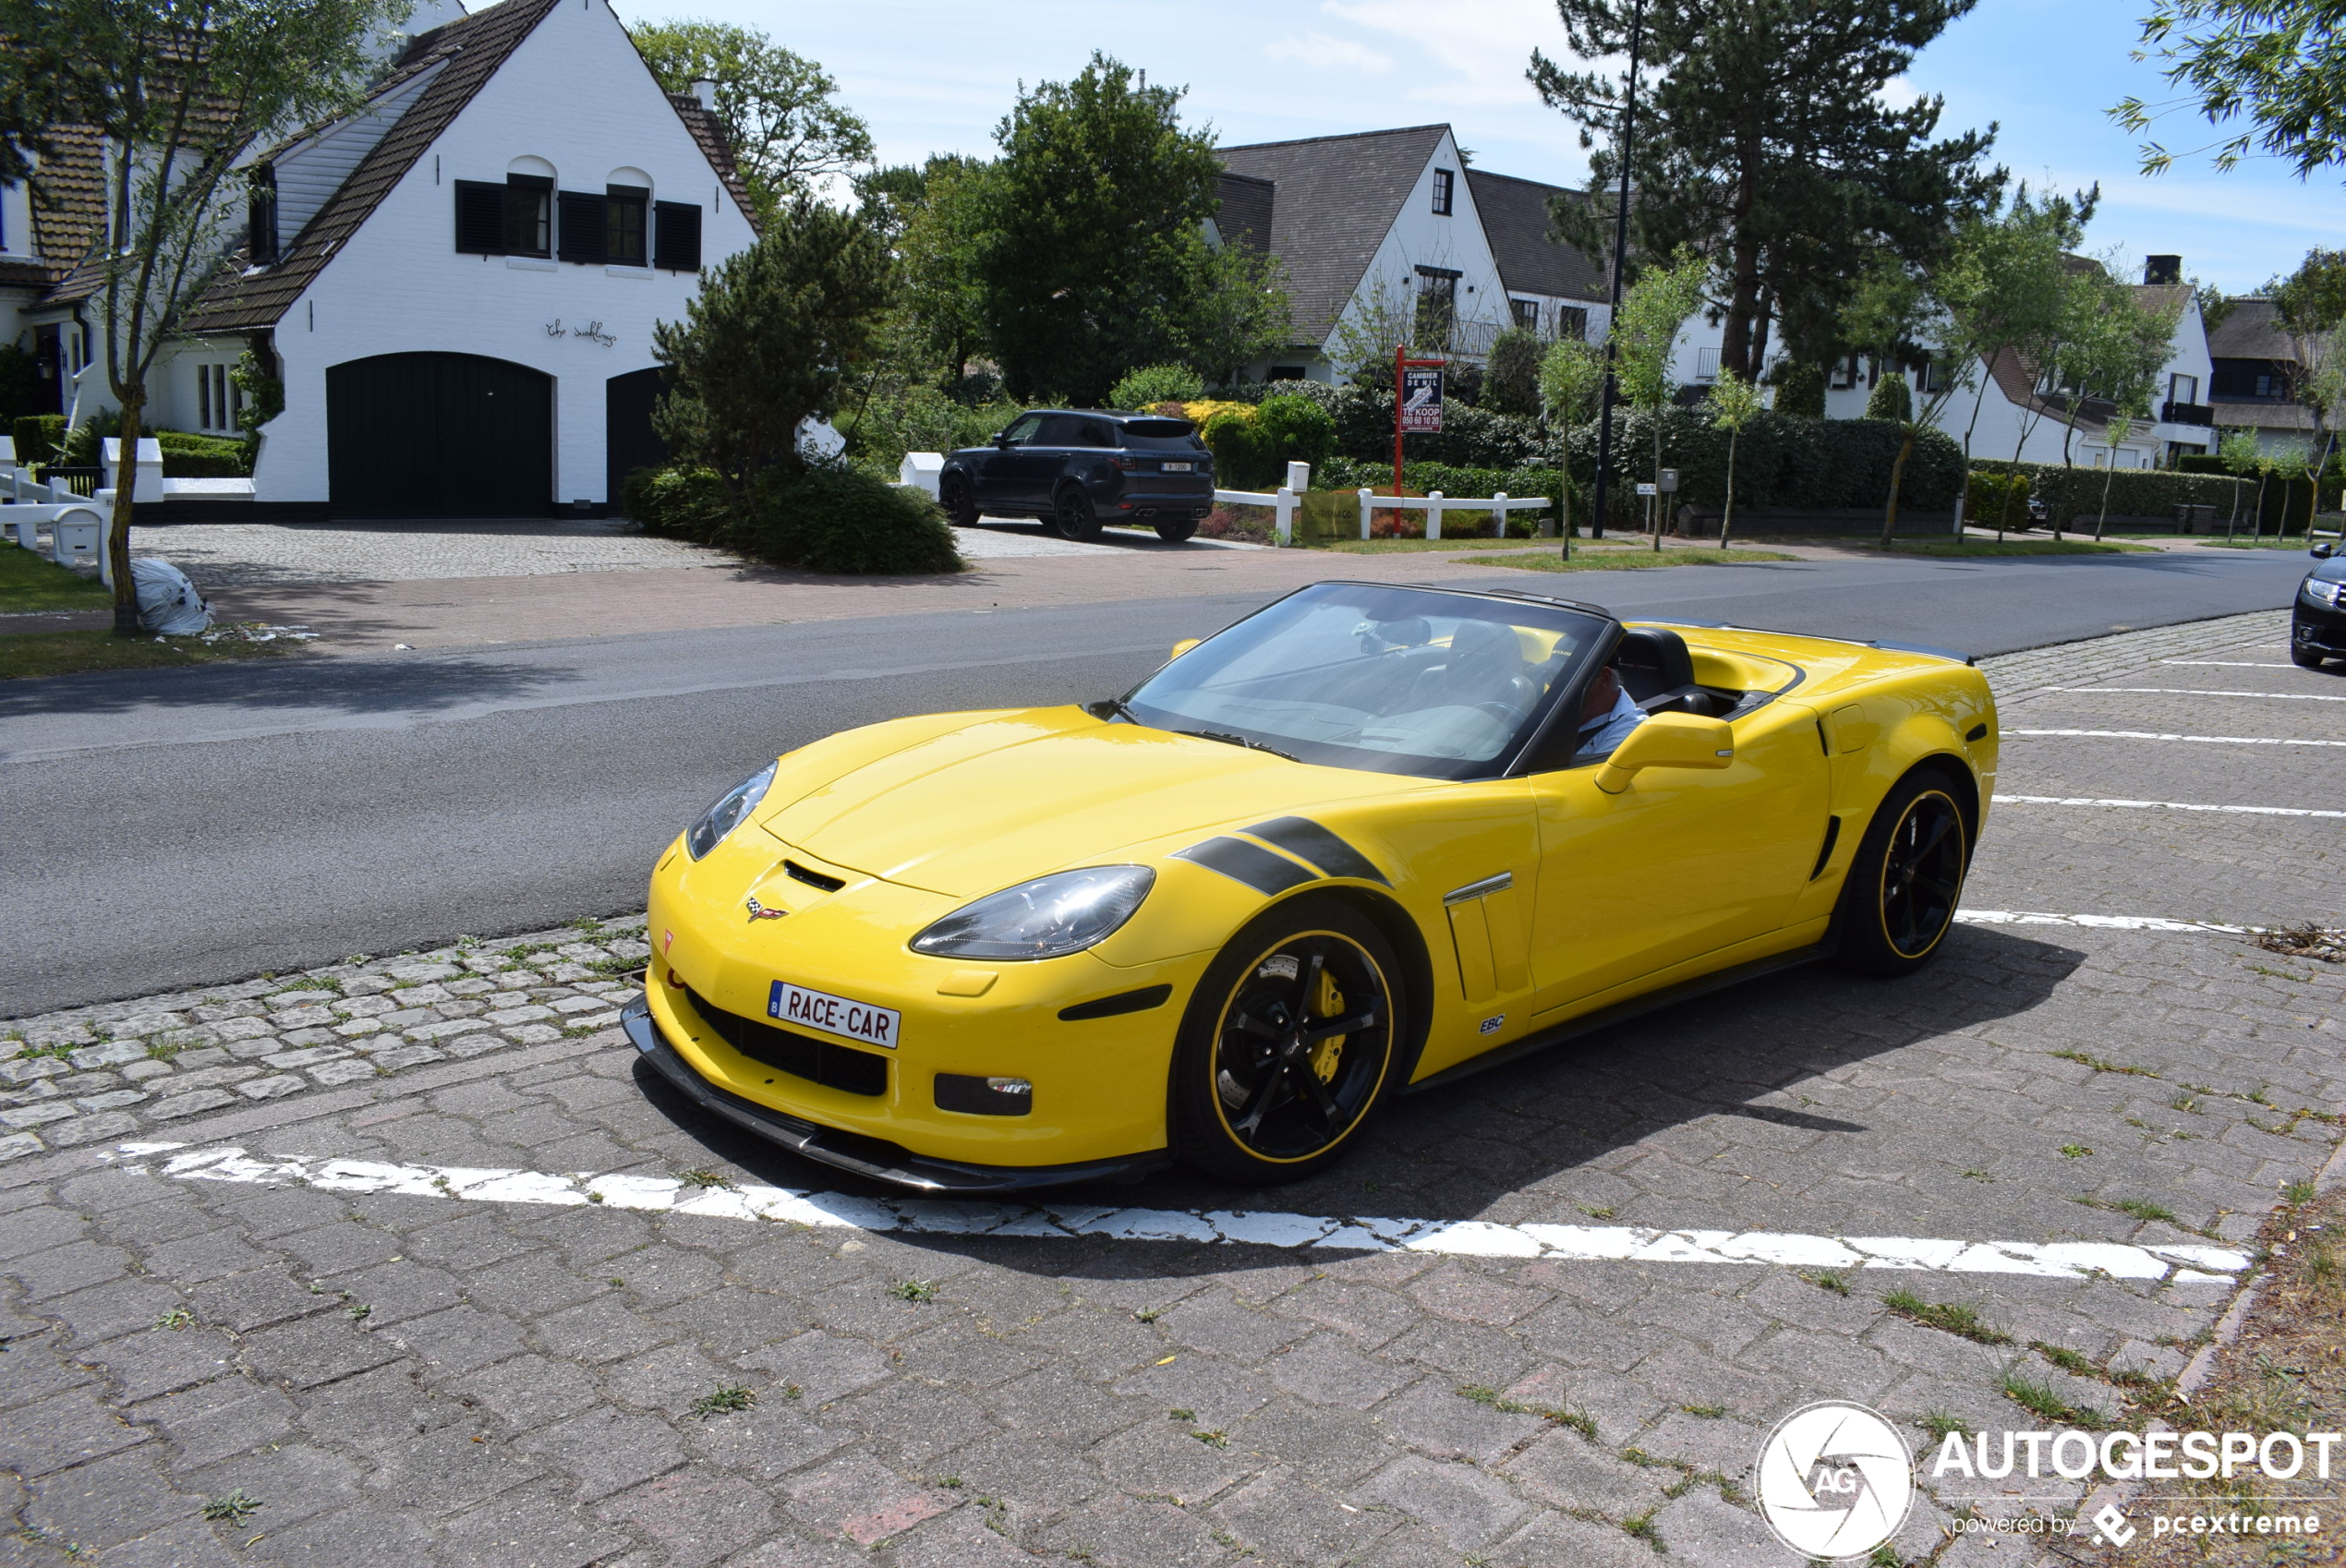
[785, 860, 845, 892]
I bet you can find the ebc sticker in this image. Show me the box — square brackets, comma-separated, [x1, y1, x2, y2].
[768, 980, 901, 1050]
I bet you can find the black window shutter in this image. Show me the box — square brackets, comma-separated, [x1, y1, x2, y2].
[653, 201, 701, 272]
[557, 190, 606, 263]
[454, 181, 505, 254]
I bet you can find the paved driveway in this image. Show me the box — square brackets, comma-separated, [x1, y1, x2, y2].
[2, 612, 2340, 1567]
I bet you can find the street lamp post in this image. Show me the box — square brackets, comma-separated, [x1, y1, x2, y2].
[1580, 0, 1645, 551]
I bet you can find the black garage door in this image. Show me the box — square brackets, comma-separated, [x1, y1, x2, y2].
[327, 352, 553, 519]
[605, 365, 671, 514]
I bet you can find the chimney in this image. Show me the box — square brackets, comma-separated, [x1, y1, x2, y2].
[2145, 254, 2182, 286]
[689, 77, 717, 110]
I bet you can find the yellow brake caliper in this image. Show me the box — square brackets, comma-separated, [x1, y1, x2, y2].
[1310, 966, 1346, 1083]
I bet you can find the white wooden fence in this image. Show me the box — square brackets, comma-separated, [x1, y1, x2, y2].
[1214, 463, 1551, 546]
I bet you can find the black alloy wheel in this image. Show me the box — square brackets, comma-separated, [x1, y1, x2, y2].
[1173, 896, 1404, 1182]
[939, 472, 978, 527]
[1833, 771, 1970, 975]
[1055, 484, 1104, 542]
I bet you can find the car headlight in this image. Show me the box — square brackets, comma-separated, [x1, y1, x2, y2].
[685, 762, 777, 860]
[2303, 577, 2343, 608]
[911, 866, 1155, 960]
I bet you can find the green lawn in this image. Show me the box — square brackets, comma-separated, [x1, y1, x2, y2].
[0, 628, 303, 681]
[2195, 535, 2340, 550]
[1464, 548, 1800, 573]
[1313, 536, 1615, 554]
[1887, 537, 2157, 557]
[0, 541, 113, 612]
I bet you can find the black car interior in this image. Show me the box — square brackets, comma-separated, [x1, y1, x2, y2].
[1613, 627, 1741, 718]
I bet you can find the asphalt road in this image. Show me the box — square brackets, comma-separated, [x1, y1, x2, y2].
[1, 547, 2313, 1018]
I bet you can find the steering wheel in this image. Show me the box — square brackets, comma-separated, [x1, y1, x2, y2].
[1474, 700, 1527, 724]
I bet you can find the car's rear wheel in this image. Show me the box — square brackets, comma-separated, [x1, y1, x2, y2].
[1155, 515, 1200, 543]
[939, 473, 978, 527]
[1172, 895, 1404, 1184]
[1055, 484, 1104, 542]
[1832, 770, 1970, 976]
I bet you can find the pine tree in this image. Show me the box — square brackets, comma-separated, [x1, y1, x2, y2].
[1532, 0, 2003, 381]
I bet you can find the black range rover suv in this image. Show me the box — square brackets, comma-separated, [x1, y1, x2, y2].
[938, 409, 1215, 542]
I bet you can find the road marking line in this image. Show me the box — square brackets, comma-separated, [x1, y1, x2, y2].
[2160, 660, 2302, 669]
[2047, 687, 2346, 702]
[103, 1144, 2248, 1283]
[2006, 729, 2346, 749]
[1955, 910, 2248, 934]
[1995, 794, 2346, 819]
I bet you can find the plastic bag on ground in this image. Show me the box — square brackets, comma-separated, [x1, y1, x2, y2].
[130, 557, 213, 635]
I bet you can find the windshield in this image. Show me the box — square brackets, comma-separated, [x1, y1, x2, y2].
[1124, 583, 1611, 779]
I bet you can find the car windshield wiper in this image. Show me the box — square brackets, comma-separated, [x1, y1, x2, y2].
[1176, 729, 1298, 762]
[1086, 697, 1143, 724]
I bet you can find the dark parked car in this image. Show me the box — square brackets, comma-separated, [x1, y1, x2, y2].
[938, 409, 1215, 543]
[2293, 541, 2345, 668]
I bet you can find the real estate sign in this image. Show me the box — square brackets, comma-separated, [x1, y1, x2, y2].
[1400, 368, 1445, 433]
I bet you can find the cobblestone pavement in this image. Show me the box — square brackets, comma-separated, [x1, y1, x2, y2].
[2, 614, 2340, 1567]
[128, 522, 731, 588]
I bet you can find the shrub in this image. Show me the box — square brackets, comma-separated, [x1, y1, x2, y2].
[13, 414, 65, 465]
[841, 385, 1026, 474]
[1865, 375, 1912, 422]
[154, 430, 253, 477]
[623, 464, 733, 540]
[1484, 329, 1543, 417]
[1965, 469, 2028, 525]
[58, 408, 118, 467]
[1109, 364, 1204, 411]
[1972, 458, 2274, 530]
[1251, 394, 1336, 482]
[1562, 407, 1961, 516]
[1771, 362, 1826, 418]
[736, 463, 963, 573]
[1199, 408, 1262, 488]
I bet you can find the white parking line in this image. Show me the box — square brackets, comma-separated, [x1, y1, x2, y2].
[2048, 687, 2346, 703]
[2006, 729, 2346, 749]
[103, 1144, 2248, 1283]
[1954, 910, 2248, 934]
[1996, 794, 2346, 819]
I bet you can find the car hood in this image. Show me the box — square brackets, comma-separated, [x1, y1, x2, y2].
[756, 707, 1419, 898]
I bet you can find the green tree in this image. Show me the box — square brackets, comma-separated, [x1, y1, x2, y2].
[652, 197, 893, 500]
[1484, 328, 1543, 416]
[2093, 409, 2140, 539]
[973, 54, 1281, 403]
[1532, 0, 2002, 381]
[2048, 264, 2179, 537]
[5, 0, 402, 634]
[1540, 336, 1605, 553]
[1770, 361, 1826, 416]
[1709, 368, 1765, 547]
[1327, 275, 1419, 388]
[2217, 424, 2261, 534]
[878, 154, 997, 382]
[1611, 248, 1710, 548]
[632, 19, 872, 211]
[2268, 247, 2346, 487]
[2115, 1, 2346, 180]
[1840, 249, 1981, 545]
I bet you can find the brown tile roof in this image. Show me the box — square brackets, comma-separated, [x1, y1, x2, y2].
[666, 93, 756, 226]
[182, 0, 565, 332]
[18, 123, 107, 297]
[2207, 296, 2294, 361]
[1218, 125, 1447, 346]
[1213, 171, 1273, 253]
[1464, 168, 1603, 302]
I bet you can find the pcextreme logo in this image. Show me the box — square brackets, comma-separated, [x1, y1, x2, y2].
[1756, 1401, 1915, 1560]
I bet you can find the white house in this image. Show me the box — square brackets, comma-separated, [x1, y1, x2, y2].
[13, 0, 758, 519]
[1214, 126, 1610, 383]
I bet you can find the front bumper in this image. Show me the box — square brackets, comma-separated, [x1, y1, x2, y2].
[623, 994, 1172, 1193]
[2294, 597, 2346, 655]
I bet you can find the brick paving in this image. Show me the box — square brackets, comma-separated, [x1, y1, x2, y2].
[1, 614, 2340, 1566]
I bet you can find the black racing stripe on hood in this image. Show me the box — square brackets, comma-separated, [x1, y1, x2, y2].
[1240, 816, 1390, 886]
[1172, 837, 1316, 896]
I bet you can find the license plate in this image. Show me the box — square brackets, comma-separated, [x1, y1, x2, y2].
[768, 980, 900, 1049]
[1162, 461, 1192, 472]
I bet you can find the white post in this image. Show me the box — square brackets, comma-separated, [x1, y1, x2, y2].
[1358, 487, 1374, 541]
[1492, 491, 1507, 539]
[1285, 460, 1311, 493]
[1275, 486, 1295, 547]
[1426, 490, 1444, 542]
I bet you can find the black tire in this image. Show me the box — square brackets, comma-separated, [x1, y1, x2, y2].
[939, 473, 978, 527]
[1055, 484, 1104, 542]
[1832, 769, 1971, 976]
[1155, 516, 1200, 543]
[2292, 644, 2327, 669]
[1172, 895, 1406, 1184]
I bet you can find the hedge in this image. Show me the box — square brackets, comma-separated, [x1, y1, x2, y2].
[13, 414, 64, 465]
[1565, 408, 1963, 523]
[623, 462, 962, 573]
[155, 430, 253, 477]
[1969, 458, 2296, 531]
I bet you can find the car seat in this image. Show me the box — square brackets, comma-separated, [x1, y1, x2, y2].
[1613, 627, 1718, 716]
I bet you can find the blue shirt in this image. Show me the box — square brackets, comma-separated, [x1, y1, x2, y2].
[1579, 686, 1645, 754]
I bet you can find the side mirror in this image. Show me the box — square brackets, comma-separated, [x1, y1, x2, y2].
[993, 432, 1012, 450]
[2314, 542, 2335, 559]
[1169, 638, 1201, 660]
[1594, 712, 1735, 795]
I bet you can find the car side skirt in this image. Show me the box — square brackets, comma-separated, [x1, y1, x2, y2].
[623, 995, 1172, 1193]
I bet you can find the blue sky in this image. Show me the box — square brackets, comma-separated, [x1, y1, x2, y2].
[612, 0, 2336, 294]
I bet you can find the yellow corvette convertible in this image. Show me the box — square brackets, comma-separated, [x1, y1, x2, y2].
[622, 581, 1996, 1191]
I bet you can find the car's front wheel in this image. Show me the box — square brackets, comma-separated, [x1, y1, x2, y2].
[1832, 769, 1970, 976]
[2291, 643, 2327, 669]
[1172, 895, 1405, 1183]
[939, 473, 978, 527]
[1055, 484, 1104, 542]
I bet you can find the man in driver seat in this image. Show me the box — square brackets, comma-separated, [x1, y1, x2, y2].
[1577, 663, 1645, 755]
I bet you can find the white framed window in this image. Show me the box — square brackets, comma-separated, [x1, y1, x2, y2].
[1431, 168, 1453, 216]
[1695, 346, 1721, 381]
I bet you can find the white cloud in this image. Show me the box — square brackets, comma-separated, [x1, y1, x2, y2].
[1264, 30, 1395, 74]
[1877, 75, 1923, 111]
[1321, 0, 1569, 102]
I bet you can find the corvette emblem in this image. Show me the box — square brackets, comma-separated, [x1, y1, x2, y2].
[744, 897, 786, 922]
